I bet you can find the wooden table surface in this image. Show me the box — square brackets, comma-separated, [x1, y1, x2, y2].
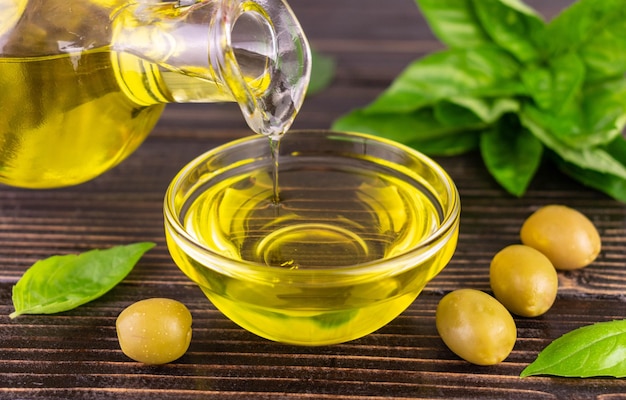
[2, 0, 625, 399]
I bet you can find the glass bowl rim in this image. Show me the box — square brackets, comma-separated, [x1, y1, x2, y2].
[163, 129, 460, 280]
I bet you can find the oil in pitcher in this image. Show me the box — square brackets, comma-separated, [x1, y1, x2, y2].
[0, 0, 310, 188]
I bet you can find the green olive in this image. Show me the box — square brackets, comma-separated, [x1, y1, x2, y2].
[520, 204, 601, 270]
[116, 298, 192, 365]
[490, 244, 558, 317]
[436, 289, 516, 366]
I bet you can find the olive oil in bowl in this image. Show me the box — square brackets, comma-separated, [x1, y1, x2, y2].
[165, 130, 460, 345]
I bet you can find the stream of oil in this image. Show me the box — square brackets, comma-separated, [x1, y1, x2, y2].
[269, 138, 281, 204]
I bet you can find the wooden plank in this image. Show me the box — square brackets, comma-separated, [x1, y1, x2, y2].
[1, 0, 625, 398]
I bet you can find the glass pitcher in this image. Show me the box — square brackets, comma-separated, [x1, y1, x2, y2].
[0, 0, 311, 188]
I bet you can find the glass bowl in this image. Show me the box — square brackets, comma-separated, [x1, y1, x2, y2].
[164, 130, 460, 346]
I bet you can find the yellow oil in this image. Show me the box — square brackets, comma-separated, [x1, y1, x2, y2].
[1, 0, 282, 188]
[185, 164, 441, 267]
[168, 156, 458, 345]
[0, 50, 165, 188]
[0, 46, 271, 188]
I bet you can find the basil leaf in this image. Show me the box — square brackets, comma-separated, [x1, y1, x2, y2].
[581, 14, 626, 82]
[553, 135, 626, 203]
[409, 131, 481, 156]
[415, 0, 490, 49]
[545, 0, 626, 81]
[480, 114, 543, 197]
[605, 134, 626, 164]
[522, 110, 626, 180]
[332, 0, 626, 203]
[552, 51, 585, 113]
[523, 75, 626, 149]
[556, 159, 626, 203]
[308, 48, 335, 96]
[578, 78, 626, 145]
[332, 107, 482, 156]
[364, 46, 523, 114]
[522, 66, 625, 150]
[333, 98, 517, 158]
[521, 319, 626, 378]
[10, 242, 155, 318]
[521, 52, 585, 114]
[434, 100, 483, 127]
[439, 97, 519, 125]
[473, 0, 545, 63]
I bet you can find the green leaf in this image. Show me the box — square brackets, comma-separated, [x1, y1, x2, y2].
[521, 319, 626, 378]
[10, 242, 156, 318]
[552, 135, 626, 203]
[308, 48, 335, 96]
[523, 75, 626, 149]
[410, 130, 481, 156]
[331, 0, 626, 203]
[434, 100, 483, 127]
[581, 18, 626, 82]
[480, 114, 543, 197]
[439, 97, 519, 125]
[544, 0, 626, 81]
[556, 159, 626, 203]
[577, 78, 626, 145]
[332, 107, 482, 156]
[415, 0, 490, 48]
[473, 0, 545, 63]
[521, 52, 585, 114]
[333, 97, 517, 157]
[605, 133, 626, 164]
[522, 110, 626, 181]
[364, 46, 523, 114]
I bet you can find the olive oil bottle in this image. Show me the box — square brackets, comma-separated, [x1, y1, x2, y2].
[0, 0, 310, 188]
[0, 52, 165, 188]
